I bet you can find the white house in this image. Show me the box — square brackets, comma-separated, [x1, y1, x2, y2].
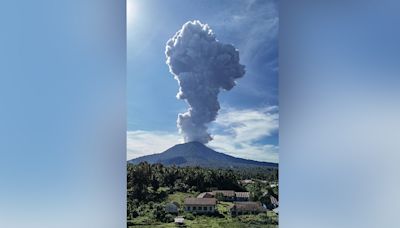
[184, 198, 217, 214]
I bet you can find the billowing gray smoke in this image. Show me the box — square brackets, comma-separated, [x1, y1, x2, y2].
[165, 20, 245, 144]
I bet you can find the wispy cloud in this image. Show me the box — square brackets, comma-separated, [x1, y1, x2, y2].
[127, 131, 181, 160]
[208, 106, 279, 162]
[127, 106, 278, 163]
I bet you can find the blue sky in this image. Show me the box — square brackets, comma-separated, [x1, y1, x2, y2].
[127, 0, 278, 162]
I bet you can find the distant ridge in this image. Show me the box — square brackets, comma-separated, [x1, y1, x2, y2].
[128, 141, 278, 168]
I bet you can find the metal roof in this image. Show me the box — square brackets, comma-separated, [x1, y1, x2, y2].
[235, 192, 250, 198]
[184, 197, 217, 205]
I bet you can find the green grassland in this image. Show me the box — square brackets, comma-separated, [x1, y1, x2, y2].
[167, 191, 198, 205]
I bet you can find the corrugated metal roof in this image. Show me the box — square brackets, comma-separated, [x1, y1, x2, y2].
[197, 192, 214, 198]
[231, 201, 265, 211]
[184, 197, 217, 205]
[235, 192, 250, 198]
[212, 190, 235, 197]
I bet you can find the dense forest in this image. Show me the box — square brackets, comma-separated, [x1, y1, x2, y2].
[128, 162, 278, 210]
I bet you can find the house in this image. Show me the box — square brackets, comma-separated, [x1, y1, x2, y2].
[239, 179, 254, 185]
[197, 192, 214, 198]
[270, 184, 278, 188]
[235, 192, 250, 201]
[212, 190, 236, 201]
[174, 216, 185, 225]
[230, 201, 266, 216]
[269, 181, 278, 188]
[262, 191, 279, 209]
[184, 198, 217, 214]
[165, 202, 179, 214]
[270, 195, 279, 208]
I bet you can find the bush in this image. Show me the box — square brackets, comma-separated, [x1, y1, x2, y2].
[130, 210, 139, 218]
[158, 190, 168, 200]
[164, 214, 174, 223]
[153, 205, 166, 221]
[189, 186, 198, 192]
[185, 213, 195, 220]
[215, 192, 224, 201]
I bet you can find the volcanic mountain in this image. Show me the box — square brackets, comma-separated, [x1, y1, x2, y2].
[128, 141, 278, 168]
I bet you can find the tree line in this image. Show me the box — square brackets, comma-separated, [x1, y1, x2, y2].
[128, 162, 243, 201]
[127, 162, 277, 202]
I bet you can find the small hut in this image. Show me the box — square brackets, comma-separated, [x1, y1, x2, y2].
[174, 216, 185, 225]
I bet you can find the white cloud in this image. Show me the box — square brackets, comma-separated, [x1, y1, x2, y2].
[212, 106, 278, 142]
[126, 130, 181, 160]
[208, 106, 279, 162]
[127, 107, 279, 163]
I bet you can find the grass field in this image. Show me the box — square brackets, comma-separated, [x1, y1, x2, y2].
[167, 191, 198, 205]
[129, 215, 278, 228]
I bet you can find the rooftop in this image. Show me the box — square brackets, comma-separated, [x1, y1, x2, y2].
[197, 192, 214, 198]
[174, 216, 184, 223]
[184, 197, 217, 205]
[212, 190, 235, 197]
[231, 201, 265, 211]
[235, 192, 250, 198]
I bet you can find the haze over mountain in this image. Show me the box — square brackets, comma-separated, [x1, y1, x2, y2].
[128, 142, 278, 168]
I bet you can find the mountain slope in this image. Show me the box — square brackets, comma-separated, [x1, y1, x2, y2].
[128, 142, 278, 168]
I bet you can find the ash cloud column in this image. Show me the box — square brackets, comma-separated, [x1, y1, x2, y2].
[165, 20, 245, 144]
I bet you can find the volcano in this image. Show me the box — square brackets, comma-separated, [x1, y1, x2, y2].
[128, 141, 278, 168]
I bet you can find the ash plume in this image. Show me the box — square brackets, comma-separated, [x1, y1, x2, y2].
[165, 20, 245, 144]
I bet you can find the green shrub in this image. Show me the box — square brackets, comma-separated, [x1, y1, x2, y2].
[185, 213, 195, 220]
[130, 210, 139, 218]
[164, 214, 174, 223]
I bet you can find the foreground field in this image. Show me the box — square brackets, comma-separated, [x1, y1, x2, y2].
[128, 213, 278, 228]
[128, 192, 278, 228]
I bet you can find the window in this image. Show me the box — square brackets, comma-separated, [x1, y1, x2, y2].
[193, 206, 196, 210]
[203, 207, 207, 211]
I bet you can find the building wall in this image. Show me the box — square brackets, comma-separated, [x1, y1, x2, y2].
[220, 196, 235, 201]
[185, 205, 215, 213]
[236, 197, 249, 201]
[230, 209, 264, 216]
